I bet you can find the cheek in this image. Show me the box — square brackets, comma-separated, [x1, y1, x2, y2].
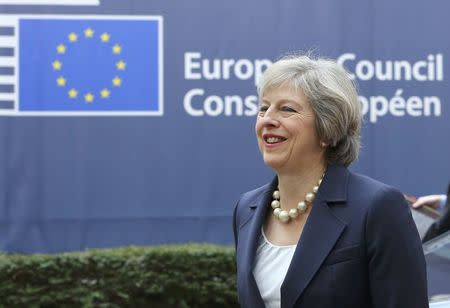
[255, 117, 263, 136]
[255, 119, 264, 151]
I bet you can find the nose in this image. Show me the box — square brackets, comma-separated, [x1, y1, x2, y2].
[259, 107, 280, 127]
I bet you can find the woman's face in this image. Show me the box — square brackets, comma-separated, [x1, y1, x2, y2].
[255, 84, 324, 173]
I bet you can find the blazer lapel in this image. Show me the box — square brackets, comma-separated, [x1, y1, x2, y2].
[238, 177, 277, 308]
[280, 165, 349, 308]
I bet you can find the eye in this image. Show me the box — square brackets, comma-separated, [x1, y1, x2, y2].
[259, 105, 269, 113]
[281, 106, 297, 113]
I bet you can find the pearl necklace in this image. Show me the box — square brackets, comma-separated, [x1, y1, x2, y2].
[271, 173, 325, 223]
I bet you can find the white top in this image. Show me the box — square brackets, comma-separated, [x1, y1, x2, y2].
[253, 227, 297, 308]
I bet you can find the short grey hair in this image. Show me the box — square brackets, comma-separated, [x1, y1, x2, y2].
[257, 54, 361, 166]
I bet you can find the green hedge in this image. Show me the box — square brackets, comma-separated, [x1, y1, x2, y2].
[0, 244, 238, 308]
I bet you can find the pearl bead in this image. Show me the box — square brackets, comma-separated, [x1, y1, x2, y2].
[305, 192, 315, 203]
[271, 170, 325, 222]
[297, 201, 307, 213]
[271, 200, 280, 209]
[279, 210, 290, 223]
[273, 190, 280, 199]
[289, 208, 299, 218]
[273, 208, 281, 217]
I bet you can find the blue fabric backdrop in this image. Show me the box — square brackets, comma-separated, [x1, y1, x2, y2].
[0, 0, 449, 253]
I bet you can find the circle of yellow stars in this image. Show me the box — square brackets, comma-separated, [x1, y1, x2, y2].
[52, 27, 126, 104]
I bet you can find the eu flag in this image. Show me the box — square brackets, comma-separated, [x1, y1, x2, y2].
[14, 16, 162, 115]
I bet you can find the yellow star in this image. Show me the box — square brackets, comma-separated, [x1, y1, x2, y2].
[112, 44, 122, 54]
[100, 88, 110, 98]
[100, 32, 110, 43]
[116, 60, 126, 70]
[68, 32, 78, 42]
[112, 76, 122, 87]
[68, 88, 78, 98]
[84, 28, 94, 38]
[56, 44, 66, 54]
[84, 93, 94, 103]
[52, 60, 62, 70]
[56, 76, 66, 87]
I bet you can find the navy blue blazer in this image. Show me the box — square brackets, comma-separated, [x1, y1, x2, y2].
[233, 164, 428, 308]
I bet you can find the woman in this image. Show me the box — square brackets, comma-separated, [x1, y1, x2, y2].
[233, 54, 428, 308]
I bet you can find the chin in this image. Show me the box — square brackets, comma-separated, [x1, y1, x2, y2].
[262, 156, 286, 171]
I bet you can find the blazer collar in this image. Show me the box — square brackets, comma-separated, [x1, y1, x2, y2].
[240, 177, 276, 307]
[318, 164, 349, 203]
[245, 164, 349, 308]
[244, 176, 278, 278]
[248, 164, 349, 209]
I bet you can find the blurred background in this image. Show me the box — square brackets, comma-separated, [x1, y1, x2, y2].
[0, 0, 449, 253]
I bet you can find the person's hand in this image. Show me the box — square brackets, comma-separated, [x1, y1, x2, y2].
[412, 195, 443, 210]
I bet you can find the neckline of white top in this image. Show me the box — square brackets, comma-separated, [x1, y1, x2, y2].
[261, 226, 297, 249]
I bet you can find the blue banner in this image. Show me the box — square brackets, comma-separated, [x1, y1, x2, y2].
[0, 0, 449, 253]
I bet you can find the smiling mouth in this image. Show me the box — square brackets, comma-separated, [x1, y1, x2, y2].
[263, 135, 287, 144]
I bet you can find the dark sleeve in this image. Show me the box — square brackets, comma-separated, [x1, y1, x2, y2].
[365, 187, 429, 308]
[423, 200, 450, 242]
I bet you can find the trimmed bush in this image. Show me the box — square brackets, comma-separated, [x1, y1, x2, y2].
[0, 244, 238, 308]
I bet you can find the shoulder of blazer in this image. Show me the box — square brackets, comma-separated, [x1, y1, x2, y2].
[347, 171, 404, 204]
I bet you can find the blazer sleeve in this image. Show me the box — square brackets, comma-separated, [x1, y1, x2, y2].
[365, 187, 429, 308]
